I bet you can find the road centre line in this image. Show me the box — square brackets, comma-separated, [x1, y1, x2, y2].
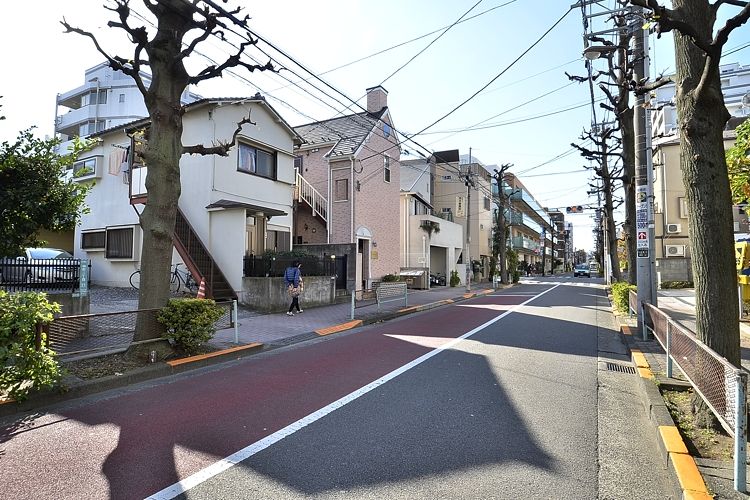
[145, 284, 561, 500]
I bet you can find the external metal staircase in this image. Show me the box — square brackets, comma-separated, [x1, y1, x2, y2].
[296, 172, 328, 223]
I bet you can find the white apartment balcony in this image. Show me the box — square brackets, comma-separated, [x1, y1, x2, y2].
[56, 106, 103, 136]
[57, 82, 100, 109]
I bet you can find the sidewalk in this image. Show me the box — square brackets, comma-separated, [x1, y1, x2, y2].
[210, 284, 500, 349]
[623, 290, 750, 498]
[656, 289, 750, 371]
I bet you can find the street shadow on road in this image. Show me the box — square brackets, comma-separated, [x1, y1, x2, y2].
[226, 348, 562, 496]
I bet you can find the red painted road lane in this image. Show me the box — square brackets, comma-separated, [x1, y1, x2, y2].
[0, 290, 543, 500]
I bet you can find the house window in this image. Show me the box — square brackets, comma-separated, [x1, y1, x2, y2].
[73, 157, 97, 178]
[238, 143, 276, 179]
[119, 93, 125, 103]
[266, 230, 291, 252]
[294, 155, 303, 170]
[384, 156, 391, 183]
[334, 179, 348, 201]
[106, 227, 134, 259]
[81, 230, 106, 250]
[484, 196, 491, 211]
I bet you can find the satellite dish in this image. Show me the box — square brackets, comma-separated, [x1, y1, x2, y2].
[743, 92, 750, 108]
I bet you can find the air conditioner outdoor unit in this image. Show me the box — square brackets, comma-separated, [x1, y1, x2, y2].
[665, 244, 685, 257]
[666, 223, 682, 234]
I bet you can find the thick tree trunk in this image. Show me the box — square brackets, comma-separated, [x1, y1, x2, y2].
[673, 0, 739, 367]
[133, 4, 192, 343]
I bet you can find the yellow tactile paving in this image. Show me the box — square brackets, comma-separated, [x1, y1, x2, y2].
[315, 320, 363, 336]
[166, 342, 263, 367]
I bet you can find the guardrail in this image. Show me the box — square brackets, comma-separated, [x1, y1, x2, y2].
[628, 289, 638, 318]
[642, 303, 748, 492]
[375, 282, 408, 312]
[47, 300, 238, 357]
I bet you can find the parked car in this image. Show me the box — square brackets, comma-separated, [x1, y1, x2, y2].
[574, 264, 591, 278]
[0, 248, 79, 284]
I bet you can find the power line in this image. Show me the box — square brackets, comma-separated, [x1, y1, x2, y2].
[266, 0, 522, 93]
[408, 8, 573, 138]
[379, 0, 486, 86]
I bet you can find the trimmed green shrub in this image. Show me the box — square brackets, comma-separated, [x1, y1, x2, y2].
[381, 274, 401, 282]
[611, 281, 636, 313]
[157, 298, 224, 354]
[660, 281, 694, 289]
[450, 270, 460, 287]
[0, 291, 61, 401]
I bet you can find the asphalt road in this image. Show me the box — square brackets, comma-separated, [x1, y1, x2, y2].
[0, 277, 672, 499]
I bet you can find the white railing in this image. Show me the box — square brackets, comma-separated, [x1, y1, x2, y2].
[296, 172, 327, 223]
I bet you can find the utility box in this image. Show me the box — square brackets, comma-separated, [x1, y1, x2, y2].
[399, 269, 428, 289]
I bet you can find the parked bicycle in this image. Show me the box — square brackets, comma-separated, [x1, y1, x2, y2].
[129, 263, 200, 294]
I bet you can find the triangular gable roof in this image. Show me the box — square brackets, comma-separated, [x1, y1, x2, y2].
[294, 109, 387, 158]
[90, 96, 303, 145]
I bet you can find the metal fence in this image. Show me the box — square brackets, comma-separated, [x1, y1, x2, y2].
[0, 258, 90, 293]
[243, 255, 339, 278]
[47, 300, 237, 356]
[628, 289, 638, 317]
[642, 303, 748, 492]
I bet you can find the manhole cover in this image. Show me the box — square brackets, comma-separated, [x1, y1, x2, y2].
[605, 362, 637, 374]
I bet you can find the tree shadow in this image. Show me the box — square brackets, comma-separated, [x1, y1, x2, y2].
[0, 282, 604, 498]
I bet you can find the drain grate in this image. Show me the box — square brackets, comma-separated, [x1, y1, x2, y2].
[605, 362, 637, 374]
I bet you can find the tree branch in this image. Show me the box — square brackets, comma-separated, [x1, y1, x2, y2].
[189, 38, 277, 84]
[182, 112, 255, 156]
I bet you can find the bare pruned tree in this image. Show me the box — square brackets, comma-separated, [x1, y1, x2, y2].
[63, 0, 277, 345]
[572, 124, 624, 281]
[628, 0, 750, 368]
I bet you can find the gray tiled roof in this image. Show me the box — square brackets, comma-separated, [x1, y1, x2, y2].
[294, 109, 386, 157]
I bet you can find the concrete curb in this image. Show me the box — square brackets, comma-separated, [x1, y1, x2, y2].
[618, 318, 712, 499]
[0, 286, 502, 418]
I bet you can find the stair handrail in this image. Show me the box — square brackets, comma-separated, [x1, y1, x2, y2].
[296, 172, 328, 222]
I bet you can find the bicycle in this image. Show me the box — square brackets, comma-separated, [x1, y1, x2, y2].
[129, 263, 200, 295]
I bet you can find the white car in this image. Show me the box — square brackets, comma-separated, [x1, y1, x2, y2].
[0, 248, 79, 284]
[574, 264, 591, 278]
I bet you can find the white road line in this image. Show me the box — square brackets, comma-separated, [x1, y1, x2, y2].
[145, 284, 561, 500]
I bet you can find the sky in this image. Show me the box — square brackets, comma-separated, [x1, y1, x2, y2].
[1, 0, 749, 252]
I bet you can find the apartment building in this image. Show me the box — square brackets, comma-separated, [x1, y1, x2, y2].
[430, 153, 494, 279]
[55, 62, 200, 153]
[503, 173, 553, 272]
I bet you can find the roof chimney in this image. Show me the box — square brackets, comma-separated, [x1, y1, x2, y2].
[365, 86, 388, 113]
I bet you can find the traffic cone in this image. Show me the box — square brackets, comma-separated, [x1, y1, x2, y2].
[196, 278, 206, 299]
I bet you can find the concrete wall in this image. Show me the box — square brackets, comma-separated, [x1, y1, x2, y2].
[48, 292, 90, 317]
[239, 275, 335, 312]
[295, 243, 356, 291]
[655, 257, 693, 284]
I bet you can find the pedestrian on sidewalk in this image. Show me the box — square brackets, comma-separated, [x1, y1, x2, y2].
[284, 260, 303, 316]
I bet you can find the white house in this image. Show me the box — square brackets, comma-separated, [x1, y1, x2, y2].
[73, 96, 301, 299]
[400, 157, 464, 286]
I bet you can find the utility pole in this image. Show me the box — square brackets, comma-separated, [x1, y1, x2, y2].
[633, 8, 657, 338]
[465, 149, 474, 292]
